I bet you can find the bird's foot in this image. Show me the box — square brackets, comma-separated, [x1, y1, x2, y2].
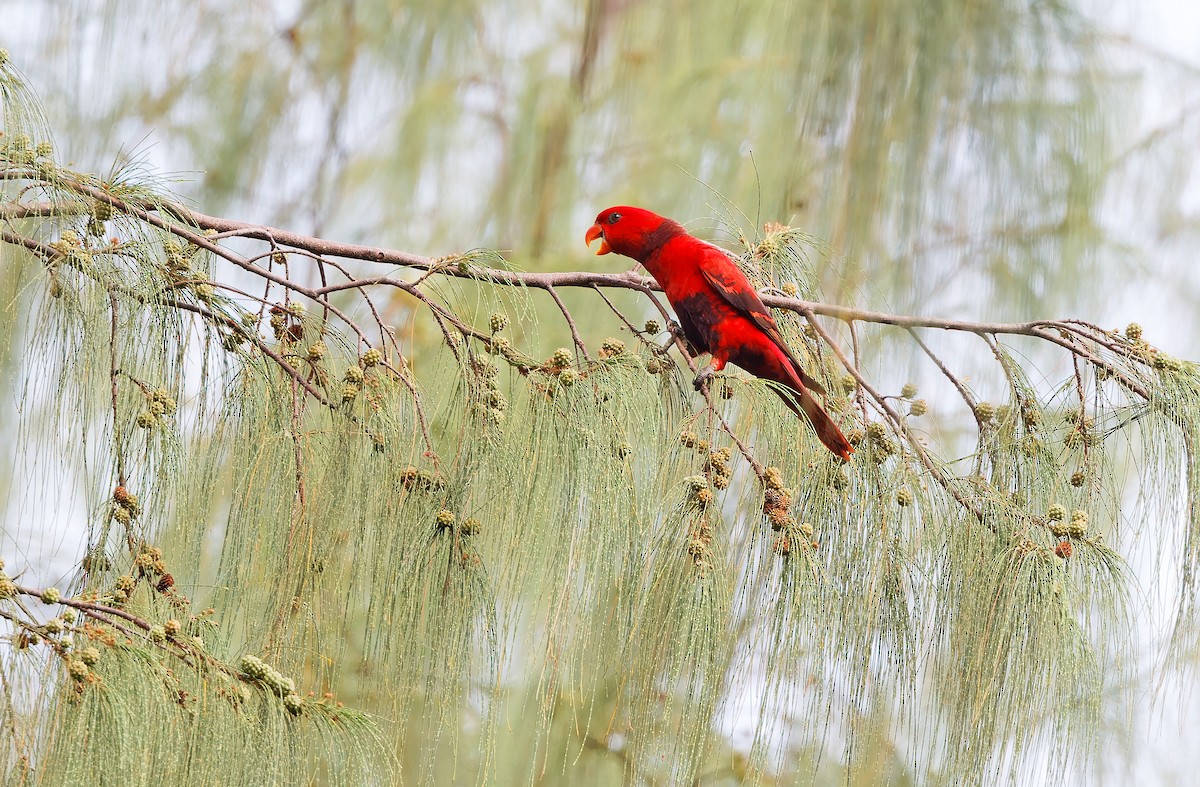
[693, 363, 718, 392]
[667, 320, 684, 339]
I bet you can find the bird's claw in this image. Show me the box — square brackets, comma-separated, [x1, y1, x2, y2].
[693, 365, 716, 392]
[667, 320, 684, 339]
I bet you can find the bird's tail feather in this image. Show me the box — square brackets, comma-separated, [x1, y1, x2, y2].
[796, 388, 855, 462]
[769, 383, 854, 462]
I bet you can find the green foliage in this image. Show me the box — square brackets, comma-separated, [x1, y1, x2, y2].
[0, 8, 1196, 786]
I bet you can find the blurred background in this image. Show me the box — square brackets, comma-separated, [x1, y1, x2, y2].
[2, 0, 1199, 783]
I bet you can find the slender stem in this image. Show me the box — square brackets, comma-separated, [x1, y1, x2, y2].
[802, 309, 985, 522]
[108, 294, 126, 488]
[908, 328, 977, 412]
[546, 285, 593, 363]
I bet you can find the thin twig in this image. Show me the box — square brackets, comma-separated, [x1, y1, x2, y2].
[802, 308, 985, 522]
[907, 328, 977, 412]
[108, 294, 126, 488]
[546, 285, 593, 363]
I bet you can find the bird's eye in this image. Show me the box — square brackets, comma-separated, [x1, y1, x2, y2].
[607, 212, 622, 225]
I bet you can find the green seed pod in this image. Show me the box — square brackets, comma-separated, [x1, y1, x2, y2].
[643, 319, 661, 334]
[900, 383, 917, 399]
[866, 422, 888, 442]
[695, 488, 714, 506]
[1047, 503, 1067, 521]
[45, 618, 64, 635]
[1068, 509, 1089, 537]
[684, 475, 709, 492]
[840, 374, 857, 394]
[763, 466, 785, 491]
[361, 348, 382, 367]
[61, 609, 75, 624]
[150, 625, 166, 643]
[113, 506, 132, 525]
[40, 587, 61, 604]
[600, 337, 625, 357]
[474, 357, 498, 378]
[0, 578, 16, 599]
[1153, 353, 1183, 372]
[1125, 323, 1143, 341]
[909, 399, 928, 417]
[151, 388, 176, 411]
[81, 550, 108, 573]
[645, 357, 663, 375]
[344, 366, 364, 384]
[283, 693, 304, 715]
[712, 473, 731, 490]
[435, 509, 455, 528]
[341, 383, 360, 402]
[238, 654, 265, 677]
[781, 282, 799, 296]
[1070, 471, 1085, 487]
[136, 411, 156, 429]
[115, 575, 136, 592]
[550, 348, 572, 368]
[148, 399, 166, 417]
[799, 521, 815, 538]
[194, 283, 215, 301]
[35, 141, 52, 158]
[67, 660, 89, 682]
[486, 390, 507, 411]
[306, 342, 327, 361]
[896, 488, 913, 506]
[461, 518, 482, 536]
[79, 646, 100, 666]
[680, 431, 698, 448]
[489, 313, 508, 333]
[975, 401, 996, 422]
[559, 369, 578, 385]
[164, 619, 182, 637]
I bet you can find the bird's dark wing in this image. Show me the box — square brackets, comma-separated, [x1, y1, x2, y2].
[696, 245, 827, 396]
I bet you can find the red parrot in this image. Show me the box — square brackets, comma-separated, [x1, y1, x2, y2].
[586, 206, 853, 461]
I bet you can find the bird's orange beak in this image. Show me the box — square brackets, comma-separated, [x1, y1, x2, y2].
[585, 224, 612, 255]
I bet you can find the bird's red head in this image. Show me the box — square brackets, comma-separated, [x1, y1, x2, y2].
[585, 206, 685, 262]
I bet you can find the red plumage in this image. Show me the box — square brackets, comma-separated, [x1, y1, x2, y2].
[586, 206, 853, 461]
